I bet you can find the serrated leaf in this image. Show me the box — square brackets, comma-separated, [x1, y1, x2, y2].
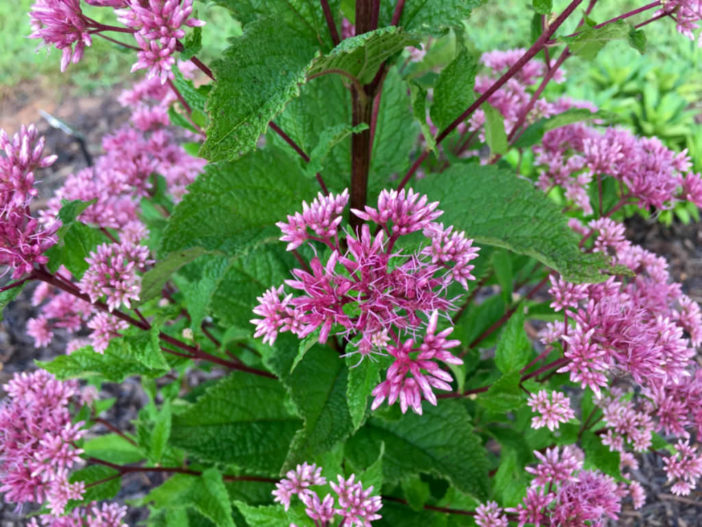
[235, 502, 310, 527]
[495, 310, 531, 373]
[45, 199, 105, 277]
[532, 0, 552, 14]
[37, 333, 169, 382]
[582, 431, 621, 478]
[388, 0, 482, 33]
[291, 329, 320, 373]
[82, 434, 144, 465]
[150, 401, 172, 464]
[200, 18, 318, 161]
[346, 357, 382, 431]
[492, 250, 513, 303]
[401, 474, 431, 511]
[306, 123, 368, 178]
[414, 164, 609, 283]
[191, 469, 235, 527]
[283, 345, 354, 468]
[308, 27, 418, 84]
[478, 370, 525, 412]
[170, 372, 301, 474]
[493, 448, 527, 507]
[180, 25, 202, 60]
[172, 67, 208, 115]
[361, 443, 385, 493]
[483, 103, 508, 155]
[140, 247, 207, 303]
[430, 47, 477, 131]
[410, 81, 436, 152]
[68, 465, 121, 511]
[562, 20, 634, 60]
[161, 149, 316, 255]
[346, 400, 489, 498]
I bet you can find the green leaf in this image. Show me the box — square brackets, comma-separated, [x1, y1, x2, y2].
[235, 502, 310, 527]
[0, 280, 26, 321]
[562, 20, 634, 60]
[628, 27, 647, 54]
[582, 431, 621, 479]
[181, 26, 202, 60]
[346, 357, 382, 431]
[346, 400, 489, 498]
[199, 18, 318, 161]
[82, 433, 144, 465]
[150, 401, 172, 464]
[309, 27, 418, 84]
[170, 372, 301, 474]
[414, 164, 609, 283]
[284, 345, 354, 468]
[492, 250, 513, 303]
[306, 123, 368, 178]
[191, 469, 235, 527]
[360, 443, 385, 492]
[430, 47, 477, 131]
[477, 370, 525, 412]
[494, 310, 531, 374]
[140, 247, 207, 303]
[532, 0, 552, 14]
[68, 465, 121, 511]
[37, 333, 169, 382]
[390, 0, 482, 33]
[513, 108, 603, 149]
[172, 67, 208, 115]
[291, 329, 320, 373]
[45, 199, 105, 277]
[483, 103, 508, 155]
[401, 475, 431, 511]
[410, 81, 436, 152]
[161, 148, 317, 255]
[370, 67, 419, 184]
[492, 448, 528, 507]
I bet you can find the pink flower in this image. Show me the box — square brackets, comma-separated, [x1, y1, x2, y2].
[87, 312, 129, 352]
[525, 446, 583, 488]
[422, 223, 479, 289]
[330, 473, 382, 525]
[272, 463, 326, 510]
[277, 190, 349, 251]
[475, 501, 508, 527]
[527, 390, 575, 431]
[351, 188, 442, 236]
[27, 316, 54, 348]
[548, 275, 588, 312]
[29, 0, 92, 72]
[629, 481, 646, 510]
[663, 440, 702, 496]
[551, 471, 621, 526]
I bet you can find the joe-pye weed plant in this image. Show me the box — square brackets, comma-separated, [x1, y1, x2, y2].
[2, 0, 702, 524]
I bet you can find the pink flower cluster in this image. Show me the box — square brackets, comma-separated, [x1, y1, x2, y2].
[526, 390, 575, 431]
[478, 446, 642, 527]
[0, 126, 58, 278]
[79, 241, 152, 311]
[253, 189, 480, 414]
[0, 371, 85, 515]
[665, 0, 702, 45]
[116, 0, 204, 82]
[29, 0, 203, 82]
[29, 501, 128, 527]
[273, 462, 382, 526]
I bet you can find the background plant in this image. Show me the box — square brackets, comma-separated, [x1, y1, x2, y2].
[1, 0, 702, 525]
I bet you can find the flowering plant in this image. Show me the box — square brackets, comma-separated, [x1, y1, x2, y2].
[2, 0, 702, 525]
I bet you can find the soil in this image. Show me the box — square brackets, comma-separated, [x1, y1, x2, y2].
[1, 85, 701, 526]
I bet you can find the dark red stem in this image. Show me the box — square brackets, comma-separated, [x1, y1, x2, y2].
[320, 0, 341, 45]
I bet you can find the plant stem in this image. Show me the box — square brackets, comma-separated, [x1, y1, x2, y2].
[93, 418, 138, 447]
[320, 0, 341, 45]
[349, 86, 374, 230]
[0, 277, 30, 294]
[391, 0, 407, 25]
[396, 0, 584, 190]
[521, 356, 570, 381]
[268, 123, 329, 194]
[355, 0, 376, 35]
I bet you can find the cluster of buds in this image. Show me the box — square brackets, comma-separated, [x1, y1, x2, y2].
[252, 188, 480, 414]
[28, 501, 128, 527]
[273, 462, 382, 526]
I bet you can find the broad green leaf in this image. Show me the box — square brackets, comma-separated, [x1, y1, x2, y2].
[532, 0, 552, 14]
[384, 0, 482, 33]
[401, 474, 431, 511]
[68, 465, 121, 511]
[494, 310, 531, 374]
[477, 370, 525, 412]
[308, 27, 418, 84]
[430, 47, 477, 131]
[200, 18, 318, 161]
[582, 431, 621, 479]
[414, 164, 609, 283]
[161, 148, 317, 255]
[37, 333, 169, 382]
[172, 67, 208, 115]
[346, 357, 382, 431]
[0, 280, 25, 321]
[492, 250, 513, 303]
[306, 123, 368, 178]
[628, 27, 647, 54]
[191, 469, 235, 527]
[235, 502, 310, 527]
[45, 199, 105, 277]
[140, 247, 207, 303]
[493, 448, 528, 507]
[150, 401, 172, 464]
[346, 400, 489, 498]
[410, 82, 436, 152]
[361, 443, 385, 492]
[483, 104, 508, 155]
[370, 67, 419, 185]
[82, 433, 144, 465]
[291, 329, 320, 373]
[170, 372, 301, 474]
[284, 345, 354, 468]
[180, 25, 202, 60]
[562, 20, 636, 60]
